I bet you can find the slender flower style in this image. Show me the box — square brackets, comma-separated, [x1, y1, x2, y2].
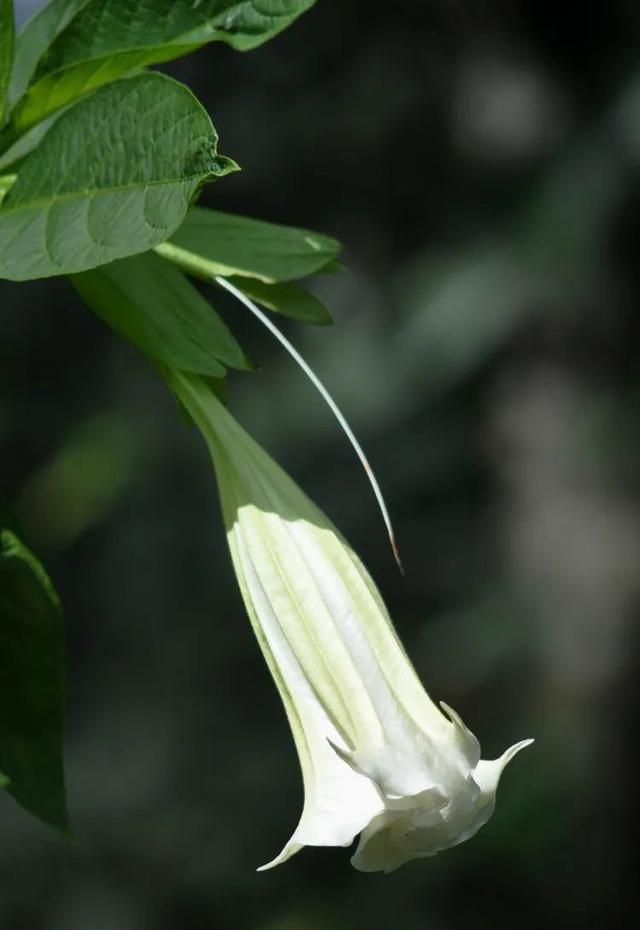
[171, 371, 532, 873]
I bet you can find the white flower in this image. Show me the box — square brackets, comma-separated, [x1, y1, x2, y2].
[172, 371, 533, 873]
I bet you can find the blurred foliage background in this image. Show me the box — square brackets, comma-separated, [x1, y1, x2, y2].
[2, 1, 640, 927]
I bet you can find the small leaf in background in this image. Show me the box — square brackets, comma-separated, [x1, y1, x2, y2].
[0, 0, 14, 127]
[8, 0, 316, 134]
[16, 413, 140, 551]
[0, 172, 15, 207]
[225, 276, 332, 325]
[71, 251, 250, 377]
[0, 527, 68, 832]
[0, 72, 237, 281]
[160, 207, 341, 283]
[0, 112, 59, 172]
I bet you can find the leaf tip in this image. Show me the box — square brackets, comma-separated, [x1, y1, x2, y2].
[211, 155, 241, 178]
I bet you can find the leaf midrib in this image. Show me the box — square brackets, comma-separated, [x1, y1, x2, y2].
[1, 170, 204, 215]
[27, 42, 200, 87]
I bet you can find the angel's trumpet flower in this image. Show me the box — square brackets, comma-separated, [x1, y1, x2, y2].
[172, 371, 532, 873]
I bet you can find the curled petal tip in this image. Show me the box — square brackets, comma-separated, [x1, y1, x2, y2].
[502, 738, 535, 764]
[257, 841, 303, 872]
[438, 701, 461, 725]
[326, 738, 362, 774]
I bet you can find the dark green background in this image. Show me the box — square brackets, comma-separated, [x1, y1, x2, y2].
[2, 1, 639, 927]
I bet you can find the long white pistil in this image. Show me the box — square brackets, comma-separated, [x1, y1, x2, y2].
[214, 274, 402, 571]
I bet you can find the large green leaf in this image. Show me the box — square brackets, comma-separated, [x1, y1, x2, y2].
[158, 207, 341, 283]
[71, 250, 250, 376]
[225, 276, 332, 325]
[8, 0, 89, 110]
[9, 0, 316, 134]
[0, 72, 237, 281]
[0, 0, 14, 127]
[0, 527, 68, 831]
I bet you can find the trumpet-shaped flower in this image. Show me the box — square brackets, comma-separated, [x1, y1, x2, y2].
[172, 371, 532, 873]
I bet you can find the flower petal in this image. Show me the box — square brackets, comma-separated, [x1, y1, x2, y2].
[168, 371, 534, 872]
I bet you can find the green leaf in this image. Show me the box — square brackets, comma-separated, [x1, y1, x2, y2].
[158, 207, 341, 283]
[316, 258, 345, 275]
[0, 72, 237, 281]
[0, 0, 14, 127]
[0, 172, 15, 206]
[8, 0, 88, 110]
[224, 276, 332, 325]
[71, 250, 250, 376]
[0, 527, 68, 831]
[9, 0, 316, 134]
[0, 112, 58, 172]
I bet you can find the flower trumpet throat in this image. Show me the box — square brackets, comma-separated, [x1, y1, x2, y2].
[171, 372, 533, 873]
